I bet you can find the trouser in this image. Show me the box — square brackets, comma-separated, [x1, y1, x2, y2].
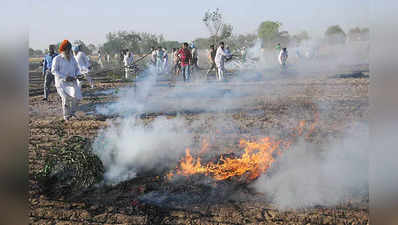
[181, 64, 190, 81]
[57, 87, 78, 118]
[216, 63, 224, 80]
[206, 61, 217, 79]
[163, 60, 169, 73]
[125, 68, 131, 80]
[173, 62, 181, 75]
[43, 71, 54, 99]
[156, 60, 163, 73]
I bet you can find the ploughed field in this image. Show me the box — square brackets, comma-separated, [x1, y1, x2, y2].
[29, 66, 369, 224]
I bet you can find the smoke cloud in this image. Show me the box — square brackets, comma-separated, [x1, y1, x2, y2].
[253, 123, 368, 209]
[92, 116, 193, 184]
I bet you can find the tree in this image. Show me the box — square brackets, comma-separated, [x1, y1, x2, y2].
[292, 31, 310, 45]
[203, 8, 228, 45]
[100, 31, 167, 55]
[325, 25, 346, 45]
[257, 21, 284, 49]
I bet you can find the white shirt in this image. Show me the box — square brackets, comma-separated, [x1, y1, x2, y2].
[151, 50, 157, 61]
[123, 52, 134, 66]
[215, 46, 230, 66]
[74, 51, 90, 74]
[51, 53, 80, 88]
[279, 50, 288, 64]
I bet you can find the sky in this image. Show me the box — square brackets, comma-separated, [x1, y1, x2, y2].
[29, 0, 370, 50]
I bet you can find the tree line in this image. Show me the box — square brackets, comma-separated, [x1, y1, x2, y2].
[29, 8, 369, 57]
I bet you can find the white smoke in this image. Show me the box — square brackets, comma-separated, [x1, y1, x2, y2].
[253, 123, 368, 209]
[92, 116, 193, 185]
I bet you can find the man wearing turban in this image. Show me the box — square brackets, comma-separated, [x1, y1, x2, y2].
[51, 40, 82, 121]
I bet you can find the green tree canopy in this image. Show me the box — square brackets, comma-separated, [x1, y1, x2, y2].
[325, 25, 346, 45]
[257, 21, 284, 49]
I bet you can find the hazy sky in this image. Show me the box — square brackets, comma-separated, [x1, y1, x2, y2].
[29, 0, 369, 50]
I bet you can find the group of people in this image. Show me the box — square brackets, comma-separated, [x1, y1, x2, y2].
[42, 40, 93, 121]
[168, 41, 233, 82]
[41, 38, 289, 121]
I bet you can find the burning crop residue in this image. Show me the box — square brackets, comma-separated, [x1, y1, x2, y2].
[168, 118, 317, 182]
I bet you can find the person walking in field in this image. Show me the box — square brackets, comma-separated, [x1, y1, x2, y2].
[51, 40, 82, 121]
[156, 47, 165, 74]
[163, 48, 169, 73]
[73, 45, 93, 88]
[215, 41, 231, 81]
[123, 49, 134, 80]
[151, 47, 157, 66]
[278, 47, 288, 67]
[206, 44, 217, 79]
[42, 44, 58, 101]
[177, 43, 192, 82]
[190, 43, 200, 73]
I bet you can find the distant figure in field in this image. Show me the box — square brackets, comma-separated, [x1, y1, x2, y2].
[190, 43, 200, 73]
[279, 47, 288, 67]
[156, 47, 165, 74]
[42, 44, 58, 101]
[151, 47, 157, 66]
[73, 45, 93, 88]
[51, 40, 82, 121]
[98, 50, 103, 68]
[240, 47, 247, 63]
[123, 49, 134, 80]
[163, 48, 169, 73]
[215, 41, 231, 81]
[206, 45, 217, 79]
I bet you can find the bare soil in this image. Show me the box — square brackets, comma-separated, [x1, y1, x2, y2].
[29, 67, 369, 224]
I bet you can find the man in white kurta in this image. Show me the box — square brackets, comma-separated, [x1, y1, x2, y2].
[214, 42, 231, 81]
[73, 45, 93, 88]
[52, 40, 82, 121]
[123, 50, 134, 80]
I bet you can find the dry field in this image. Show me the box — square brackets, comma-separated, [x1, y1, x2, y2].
[29, 61, 369, 224]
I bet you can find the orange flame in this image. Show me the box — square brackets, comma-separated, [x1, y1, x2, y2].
[169, 113, 319, 182]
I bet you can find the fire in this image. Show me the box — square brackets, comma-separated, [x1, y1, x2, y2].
[169, 114, 319, 182]
[171, 137, 285, 181]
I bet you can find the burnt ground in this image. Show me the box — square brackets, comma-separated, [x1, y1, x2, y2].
[29, 67, 369, 224]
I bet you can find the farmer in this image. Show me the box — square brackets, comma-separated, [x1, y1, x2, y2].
[278, 47, 288, 67]
[241, 47, 247, 63]
[215, 41, 231, 81]
[42, 44, 58, 101]
[190, 43, 199, 73]
[98, 50, 103, 68]
[151, 47, 157, 66]
[51, 40, 82, 121]
[73, 45, 93, 88]
[177, 43, 192, 82]
[206, 44, 217, 79]
[163, 48, 169, 73]
[156, 47, 165, 74]
[123, 49, 134, 80]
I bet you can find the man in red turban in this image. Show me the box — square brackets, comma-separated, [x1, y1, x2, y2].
[51, 40, 82, 121]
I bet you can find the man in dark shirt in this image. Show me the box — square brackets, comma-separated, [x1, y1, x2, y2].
[177, 43, 192, 82]
[42, 45, 58, 101]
